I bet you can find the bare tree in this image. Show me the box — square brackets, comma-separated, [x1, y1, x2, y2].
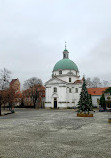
[0, 92, 2, 115]
[92, 77, 101, 88]
[7, 87, 17, 111]
[0, 68, 11, 90]
[23, 77, 43, 90]
[23, 77, 43, 108]
[103, 80, 109, 87]
[0, 68, 12, 115]
[86, 77, 109, 88]
[86, 77, 93, 88]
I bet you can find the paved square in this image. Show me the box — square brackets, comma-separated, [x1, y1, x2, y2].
[0, 109, 111, 158]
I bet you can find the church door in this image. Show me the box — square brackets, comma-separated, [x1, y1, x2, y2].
[54, 98, 57, 109]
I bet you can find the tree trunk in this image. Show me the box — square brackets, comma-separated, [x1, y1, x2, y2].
[9, 103, 11, 111]
[0, 104, 1, 116]
[34, 101, 36, 108]
[4, 104, 5, 110]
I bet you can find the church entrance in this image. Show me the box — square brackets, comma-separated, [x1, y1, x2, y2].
[54, 98, 57, 109]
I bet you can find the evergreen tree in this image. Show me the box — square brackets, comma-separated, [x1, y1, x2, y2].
[104, 87, 111, 94]
[78, 78, 93, 114]
[88, 94, 93, 111]
[100, 94, 106, 110]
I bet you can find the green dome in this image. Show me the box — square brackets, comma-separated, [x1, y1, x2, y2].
[53, 58, 78, 71]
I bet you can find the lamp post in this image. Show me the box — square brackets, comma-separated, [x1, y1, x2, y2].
[107, 108, 111, 123]
[105, 92, 111, 123]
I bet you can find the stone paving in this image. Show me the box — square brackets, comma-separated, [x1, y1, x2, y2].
[0, 109, 111, 158]
[1, 109, 12, 116]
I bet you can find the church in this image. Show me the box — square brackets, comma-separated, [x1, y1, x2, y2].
[45, 46, 83, 109]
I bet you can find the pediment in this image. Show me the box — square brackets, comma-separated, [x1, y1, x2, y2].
[67, 72, 74, 75]
[45, 77, 67, 85]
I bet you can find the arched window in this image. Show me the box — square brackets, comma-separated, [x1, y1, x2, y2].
[69, 78, 71, 82]
[69, 88, 72, 93]
[75, 88, 78, 93]
[59, 70, 62, 74]
[54, 87, 57, 93]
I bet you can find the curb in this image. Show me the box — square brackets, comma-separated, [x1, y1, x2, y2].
[0, 111, 15, 116]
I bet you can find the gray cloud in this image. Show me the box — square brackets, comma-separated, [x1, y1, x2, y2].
[0, 0, 111, 88]
[79, 38, 111, 80]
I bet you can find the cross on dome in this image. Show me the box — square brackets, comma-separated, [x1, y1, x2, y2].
[65, 41, 67, 50]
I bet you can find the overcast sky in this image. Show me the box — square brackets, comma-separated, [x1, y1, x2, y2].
[0, 0, 111, 87]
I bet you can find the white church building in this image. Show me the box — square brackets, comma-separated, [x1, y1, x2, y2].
[45, 47, 83, 109]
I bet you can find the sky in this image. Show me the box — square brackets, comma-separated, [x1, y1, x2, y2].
[0, 0, 111, 87]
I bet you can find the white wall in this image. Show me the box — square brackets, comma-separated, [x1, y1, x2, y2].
[53, 70, 79, 76]
[58, 75, 79, 83]
[92, 96, 100, 108]
[53, 70, 80, 83]
[45, 82, 82, 108]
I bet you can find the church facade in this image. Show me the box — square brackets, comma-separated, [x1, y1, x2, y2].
[45, 47, 83, 109]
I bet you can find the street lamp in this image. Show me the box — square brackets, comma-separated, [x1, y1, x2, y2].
[105, 92, 111, 123]
[107, 108, 111, 123]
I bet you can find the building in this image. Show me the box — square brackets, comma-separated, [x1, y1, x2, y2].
[45, 47, 83, 109]
[104, 91, 111, 108]
[10, 79, 21, 93]
[1, 79, 22, 109]
[88, 88, 107, 108]
[10, 79, 22, 106]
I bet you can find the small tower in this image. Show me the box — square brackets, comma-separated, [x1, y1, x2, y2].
[63, 42, 69, 59]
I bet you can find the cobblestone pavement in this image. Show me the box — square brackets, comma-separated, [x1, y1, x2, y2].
[0, 109, 111, 158]
[1, 109, 12, 116]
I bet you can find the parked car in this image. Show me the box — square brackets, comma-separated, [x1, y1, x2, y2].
[99, 107, 105, 112]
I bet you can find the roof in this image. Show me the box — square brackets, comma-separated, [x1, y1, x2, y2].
[10, 79, 19, 85]
[88, 88, 108, 96]
[74, 80, 83, 84]
[53, 58, 78, 71]
[45, 77, 68, 85]
[64, 49, 69, 52]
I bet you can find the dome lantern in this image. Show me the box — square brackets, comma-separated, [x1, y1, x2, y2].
[63, 41, 69, 59]
[63, 49, 69, 59]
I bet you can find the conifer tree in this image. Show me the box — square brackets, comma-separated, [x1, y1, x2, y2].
[88, 94, 93, 111]
[100, 94, 106, 110]
[78, 78, 93, 114]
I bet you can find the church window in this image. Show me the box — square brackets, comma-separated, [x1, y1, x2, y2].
[64, 54, 66, 58]
[75, 88, 78, 93]
[69, 78, 71, 82]
[59, 70, 62, 74]
[69, 88, 72, 93]
[54, 87, 57, 93]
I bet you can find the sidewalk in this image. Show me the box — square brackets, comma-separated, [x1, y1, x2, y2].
[1, 109, 13, 116]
